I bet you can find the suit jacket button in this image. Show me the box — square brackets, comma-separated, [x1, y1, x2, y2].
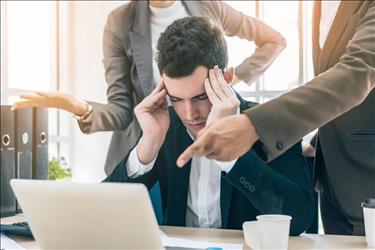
[249, 185, 255, 192]
[244, 182, 250, 189]
[276, 140, 284, 150]
[239, 177, 246, 184]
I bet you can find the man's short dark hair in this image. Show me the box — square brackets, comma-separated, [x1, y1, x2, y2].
[157, 16, 228, 78]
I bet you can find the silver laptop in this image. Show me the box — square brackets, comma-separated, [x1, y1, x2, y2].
[10, 179, 163, 249]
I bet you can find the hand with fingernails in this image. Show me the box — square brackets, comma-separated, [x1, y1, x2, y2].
[205, 65, 240, 127]
[133, 80, 170, 165]
[11, 92, 88, 116]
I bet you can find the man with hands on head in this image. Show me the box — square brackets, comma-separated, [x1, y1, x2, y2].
[106, 16, 314, 235]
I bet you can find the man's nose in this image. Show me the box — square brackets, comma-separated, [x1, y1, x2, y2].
[184, 101, 199, 121]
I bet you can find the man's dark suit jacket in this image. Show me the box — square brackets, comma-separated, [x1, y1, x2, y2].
[105, 98, 315, 236]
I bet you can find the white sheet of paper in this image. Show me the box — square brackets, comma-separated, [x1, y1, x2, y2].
[0, 234, 26, 250]
[160, 230, 242, 250]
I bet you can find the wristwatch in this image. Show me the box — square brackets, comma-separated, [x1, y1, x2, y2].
[72, 101, 93, 123]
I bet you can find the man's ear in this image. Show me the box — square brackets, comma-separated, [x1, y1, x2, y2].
[223, 67, 234, 84]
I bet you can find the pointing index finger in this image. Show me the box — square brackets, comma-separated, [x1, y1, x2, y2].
[177, 127, 212, 167]
[177, 145, 194, 167]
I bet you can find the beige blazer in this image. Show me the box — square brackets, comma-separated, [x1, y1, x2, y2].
[78, 1, 286, 174]
[246, 1, 375, 232]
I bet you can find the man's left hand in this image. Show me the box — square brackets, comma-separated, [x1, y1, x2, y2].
[205, 65, 240, 126]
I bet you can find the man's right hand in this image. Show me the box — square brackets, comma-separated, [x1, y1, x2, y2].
[11, 92, 88, 116]
[134, 81, 170, 164]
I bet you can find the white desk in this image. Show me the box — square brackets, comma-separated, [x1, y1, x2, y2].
[1, 214, 369, 249]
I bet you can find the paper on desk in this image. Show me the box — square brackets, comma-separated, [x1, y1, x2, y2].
[160, 230, 242, 250]
[1, 233, 26, 250]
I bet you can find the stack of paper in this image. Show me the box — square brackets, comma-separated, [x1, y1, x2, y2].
[160, 230, 243, 250]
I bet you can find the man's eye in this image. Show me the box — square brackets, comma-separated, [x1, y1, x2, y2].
[170, 98, 181, 102]
[196, 95, 208, 100]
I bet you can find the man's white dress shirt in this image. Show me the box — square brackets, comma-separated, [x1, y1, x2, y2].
[126, 133, 237, 228]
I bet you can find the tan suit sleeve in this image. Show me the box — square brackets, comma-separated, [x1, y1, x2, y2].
[245, 2, 375, 161]
[79, 9, 135, 133]
[202, 1, 286, 84]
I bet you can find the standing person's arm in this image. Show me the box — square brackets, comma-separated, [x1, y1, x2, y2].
[245, 2, 375, 160]
[80, 9, 135, 133]
[202, 1, 286, 85]
[177, 2, 375, 165]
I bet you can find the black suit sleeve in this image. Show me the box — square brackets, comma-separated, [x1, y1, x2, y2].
[102, 149, 159, 190]
[223, 142, 315, 235]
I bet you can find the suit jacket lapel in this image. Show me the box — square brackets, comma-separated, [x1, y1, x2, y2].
[312, 1, 321, 76]
[171, 124, 192, 226]
[129, 1, 154, 97]
[129, 1, 203, 97]
[319, 1, 362, 73]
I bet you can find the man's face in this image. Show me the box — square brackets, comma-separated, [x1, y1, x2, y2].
[163, 66, 212, 138]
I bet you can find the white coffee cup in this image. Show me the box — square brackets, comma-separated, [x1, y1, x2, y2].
[362, 198, 375, 248]
[243, 214, 292, 250]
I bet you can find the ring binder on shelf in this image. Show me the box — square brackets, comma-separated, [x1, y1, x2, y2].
[1, 105, 16, 217]
[32, 107, 48, 180]
[15, 108, 33, 212]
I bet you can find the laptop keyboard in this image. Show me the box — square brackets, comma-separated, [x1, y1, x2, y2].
[0, 221, 34, 238]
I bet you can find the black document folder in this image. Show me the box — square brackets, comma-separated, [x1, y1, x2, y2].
[15, 108, 33, 212]
[32, 107, 48, 180]
[1, 105, 16, 217]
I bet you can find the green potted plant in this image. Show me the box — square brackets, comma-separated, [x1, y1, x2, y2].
[48, 157, 72, 181]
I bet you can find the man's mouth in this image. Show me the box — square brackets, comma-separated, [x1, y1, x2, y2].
[186, 121, 206, 130]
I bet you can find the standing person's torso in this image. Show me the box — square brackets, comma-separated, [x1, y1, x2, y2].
[313, 1, 375, 232]
[149, 1, 189, 86]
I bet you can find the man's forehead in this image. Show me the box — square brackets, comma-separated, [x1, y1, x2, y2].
[165, 82, 206, 100]
[166, 90, 207, 100]
[162, 66, 208, 99]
